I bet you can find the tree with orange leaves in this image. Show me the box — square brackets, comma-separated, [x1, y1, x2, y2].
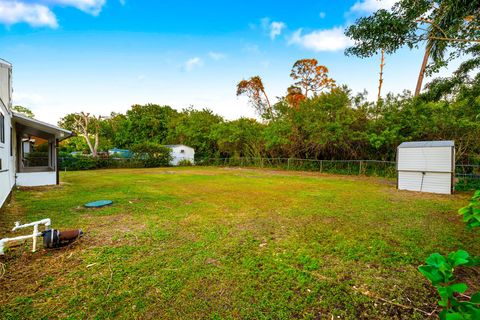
[285, 86, 306, 110]
[236, 76, 273, 120]
[290, 59, 336, 97]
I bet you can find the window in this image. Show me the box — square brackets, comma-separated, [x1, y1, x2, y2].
[20, 135, 51, 169]
[180, 149, 185, 154]
[0, 112, 4, 144]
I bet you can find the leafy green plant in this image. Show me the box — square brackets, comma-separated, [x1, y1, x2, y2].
[419, 251, 480, 319]
[130, 142, 172, 168]
[177, 159, 193, 166]
[419, 191, 480, 319]
[458, 191, 480, 229]
[455, 179, 480, 192]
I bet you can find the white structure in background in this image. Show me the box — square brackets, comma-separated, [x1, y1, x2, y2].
[166, 144, 195, 166]
[0, 59, 73, 209]
[397, 141, 455, 195]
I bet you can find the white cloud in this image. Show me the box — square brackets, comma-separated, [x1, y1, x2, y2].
[0, 1, 58, 28]
[349, 0, 396, 14]
[184, 57, 203, 71]
[289, 27, 354, 52]
[208, 52, 226, 60]
[48, 0, 106, 16]
[269, 21, 286, 40]
[319, 12, 326, 19]
[0, 0, 107, 28]
[261, 17, 286, 40]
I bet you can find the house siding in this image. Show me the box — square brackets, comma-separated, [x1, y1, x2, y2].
[0, 61, 14, 208]
[16, 172, 57, 187]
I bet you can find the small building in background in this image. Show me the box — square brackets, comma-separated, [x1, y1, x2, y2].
[108, 148, 132, 158]
[397, 141, 455, 194]
[166, 144, 195, 166]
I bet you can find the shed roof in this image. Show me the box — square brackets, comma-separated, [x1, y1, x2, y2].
[398, 140, 454, 148]
[0, 58, 12, 67]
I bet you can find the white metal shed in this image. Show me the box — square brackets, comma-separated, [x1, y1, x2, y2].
[397, 141, 455, 194]
[165, 144, 195, 166]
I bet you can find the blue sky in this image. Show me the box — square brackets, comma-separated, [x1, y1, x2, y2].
[0, 0, 456, 123]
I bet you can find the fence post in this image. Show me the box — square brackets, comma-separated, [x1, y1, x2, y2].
[359, 161, 363, 175]
[287, 158, 291, 170]
[319, 160, 323, 173]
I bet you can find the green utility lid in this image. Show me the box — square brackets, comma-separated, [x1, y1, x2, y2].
[84, 200, 113, 208]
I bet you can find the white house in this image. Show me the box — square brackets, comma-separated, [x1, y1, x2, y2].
[397, 141, 455, 195]
[166, 144, 195, 166]
[1, 59, 73, 209]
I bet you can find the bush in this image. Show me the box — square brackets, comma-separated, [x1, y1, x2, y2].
[59, 154, 97, 171]
[130, 142, 172, 168]
[419, 191, 480, 319]
[177, 159, 193, 166]
[455, 178, 480, 192]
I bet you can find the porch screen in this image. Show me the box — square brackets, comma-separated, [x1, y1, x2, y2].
[21, 135, 51, 168]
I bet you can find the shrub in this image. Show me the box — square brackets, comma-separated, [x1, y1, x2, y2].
[177, 159, 193, 166]
[455, 179, 480, 192]
[59, 154, 97, 171]
[130, 142, 172, 168]
[419, 191, 480, 319]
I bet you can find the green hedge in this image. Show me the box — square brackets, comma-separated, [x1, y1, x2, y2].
[59, 143, 173, 171]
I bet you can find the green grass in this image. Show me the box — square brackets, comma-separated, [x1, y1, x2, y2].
[0, 167, 478, 319]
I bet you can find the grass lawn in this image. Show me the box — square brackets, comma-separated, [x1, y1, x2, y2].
[0, 167, 479, 319]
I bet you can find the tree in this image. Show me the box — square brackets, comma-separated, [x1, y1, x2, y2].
[211, 118, 265, 157]
[124, 104, 178, 145]
[236, 76, 273, 120]
[290, 59, 336, 97]
[12, 105, 34, 118]
[167, 108, 224, 159]
[378, 49, 385, 101]
[345, 0, 480, 96]
[285, 86, 306, 110]
[59, 112, 102, 157]
[130, 142, 172, 168]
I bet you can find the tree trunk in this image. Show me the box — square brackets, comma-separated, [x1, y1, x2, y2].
[377, 49, 385, 101]
[415, 45, 431, 96]
[262, 89, 274, 120]
[83, 133, 95, 156]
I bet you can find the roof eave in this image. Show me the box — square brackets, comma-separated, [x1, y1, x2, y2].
[12, 112, 74, 141]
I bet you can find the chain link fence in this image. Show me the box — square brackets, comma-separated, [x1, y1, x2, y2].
[195, 157, 398, 178]
[58, 155, 480, 184]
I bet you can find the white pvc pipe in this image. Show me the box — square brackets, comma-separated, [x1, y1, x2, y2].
[12, 219, 51, 231]
[0, 219, 51, 254]
[0, 232, 43, 254]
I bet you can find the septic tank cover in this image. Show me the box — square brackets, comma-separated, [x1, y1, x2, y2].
[84, 200, 113, 208]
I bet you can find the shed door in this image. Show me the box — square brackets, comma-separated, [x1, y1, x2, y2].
[398, 171, 451, 194]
